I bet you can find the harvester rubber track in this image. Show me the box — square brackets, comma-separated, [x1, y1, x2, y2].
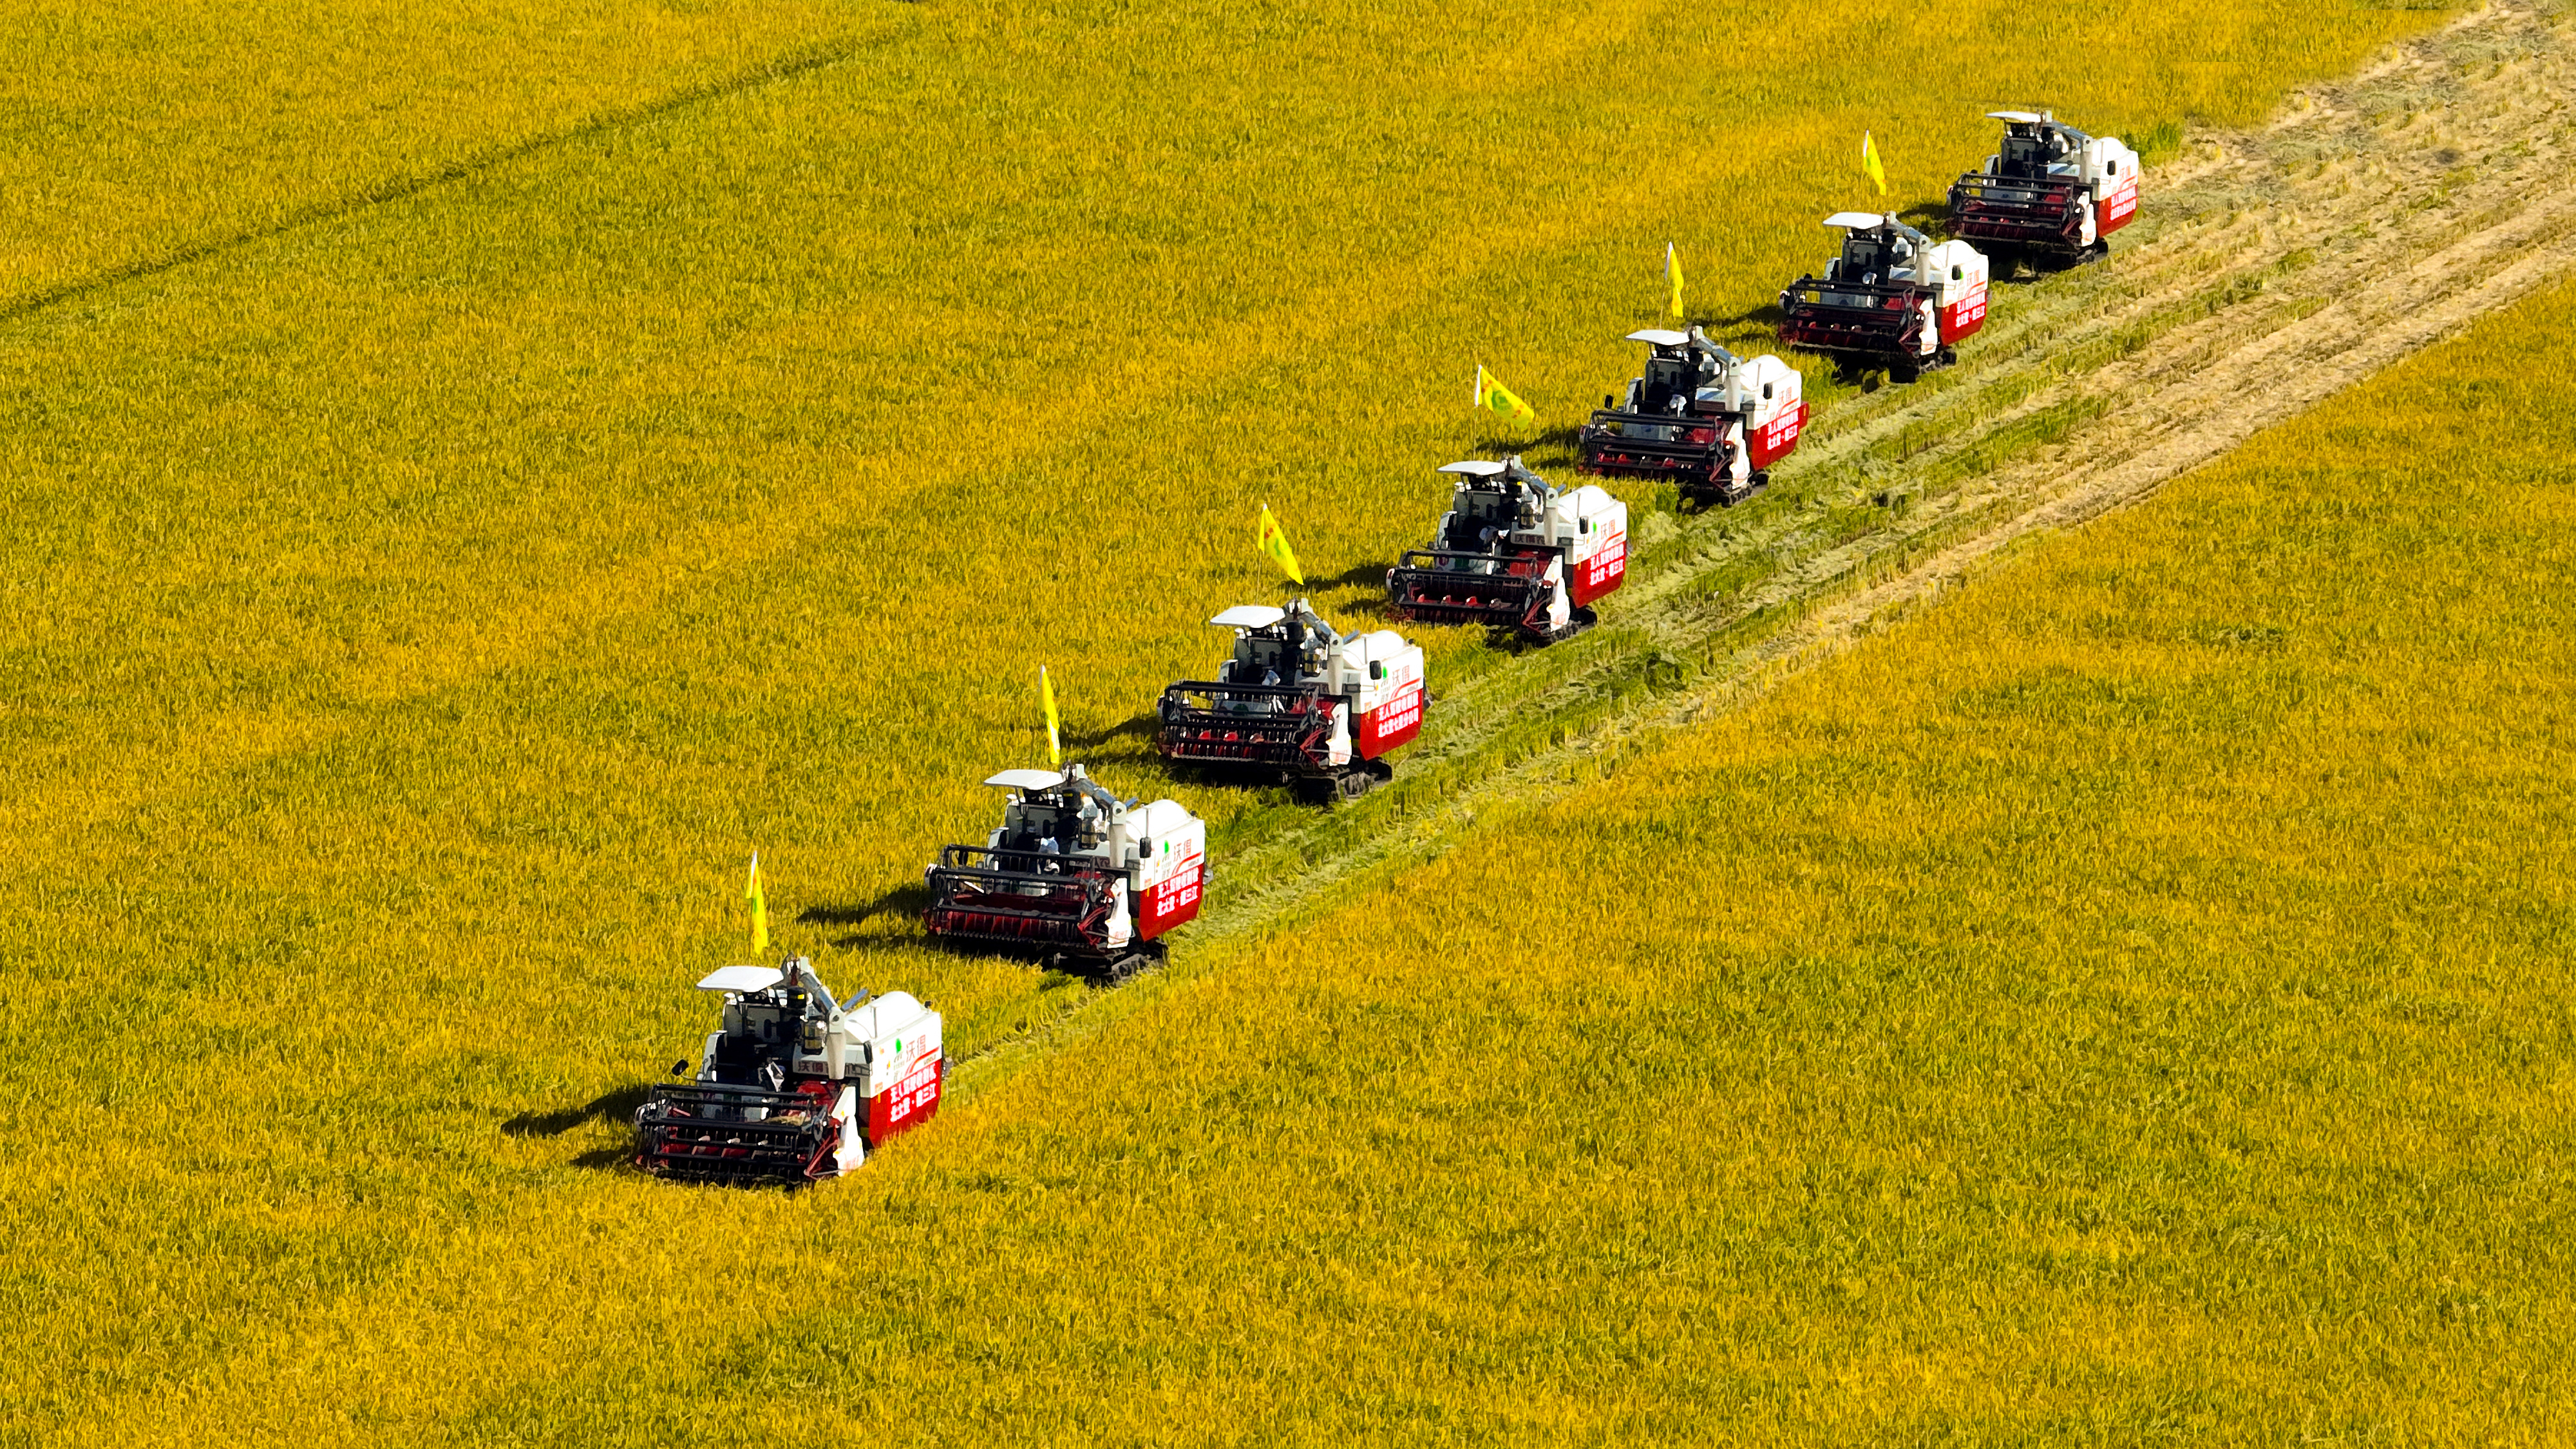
[635, 1083, 835, 1186]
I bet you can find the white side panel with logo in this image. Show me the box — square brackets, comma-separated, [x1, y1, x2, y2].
[1331, 630, 1425, 758]
[1126, 799, 1208, 940]
[838, 990, 944, 1149]
[1924, 240, 1990, 345]
[2083, 136, 2141, 238]
[1742, 355, 1808, 469]
[1543, 485, 1629, 605]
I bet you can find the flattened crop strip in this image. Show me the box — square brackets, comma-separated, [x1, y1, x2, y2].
[947, 0, 2576, 1095]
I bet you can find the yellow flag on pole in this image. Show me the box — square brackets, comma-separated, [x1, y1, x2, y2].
[1665, 242, 1685, 320]
[1256, 504, 1303, 585]
[1039, 665, 1061, 766]
[1861, 131, 1888, 195]
[745, 851, 768, 955]
[1473, 363, 1537, 428]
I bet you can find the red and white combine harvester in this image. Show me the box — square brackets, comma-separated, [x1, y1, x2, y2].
[1577, 326, 1807, 507]
[634, 957, 942, 1186]
[1157, 600, 1426, 802]
[1947, 111, 2139, 270]
[1777, 213, 1989, 380]
[922, 764, 1208, 980]
[1387, 457, 1627, 643]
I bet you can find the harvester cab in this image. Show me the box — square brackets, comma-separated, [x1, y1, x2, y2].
[1157, 600, 1426, 802]
[1949, 111, 2139, 267]
[1577, 326, 1808, 507]
[1387, 457, 1627, 642]
[633, 958, 943, 1187]
[1777, 213, 1989, 379]
[922, 764, 1208, 979]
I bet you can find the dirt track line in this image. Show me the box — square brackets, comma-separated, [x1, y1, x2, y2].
[0, 33, 884, 325]
[1698, 0, 2576, 686]
[949, 1, 2576, 1086]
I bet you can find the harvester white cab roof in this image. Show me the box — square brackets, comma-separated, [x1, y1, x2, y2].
[696, 963, 787, 993]
[1436, 459, 1511, 477]
[983, 768, 1068, 791]
[1209, 603, 1288, 629]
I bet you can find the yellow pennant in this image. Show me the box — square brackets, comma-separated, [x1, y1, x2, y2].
[744, 851, 768, 956]
[1474, 363, 1537, 428]
[1039, 665, 1061, 766]
[1665, 242, 1685, 320]
[1256, 504, 1303, 585]
[1862, 130, 1888, 196]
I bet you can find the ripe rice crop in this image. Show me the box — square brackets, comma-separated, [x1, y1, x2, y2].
[0, 0, 2470, 1440]
[0, 0, 860, 310]
[482, 270, 2570, 1443]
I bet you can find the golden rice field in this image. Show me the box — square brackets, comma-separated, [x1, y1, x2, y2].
[471, 269, 2569, 1444]
[0, 0, 2523, 1440]
[0, 0, 859, 308]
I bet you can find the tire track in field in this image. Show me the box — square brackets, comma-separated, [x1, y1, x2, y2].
[0, 29, 903, 326]
[964, 0, 2576, 1087]
[19, 12, 2552, 1445]
[0, 0, 1693, 866]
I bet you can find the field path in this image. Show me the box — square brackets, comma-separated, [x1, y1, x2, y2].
[972, 0, 2576, 1083]
[1678, 0, 2576, 701]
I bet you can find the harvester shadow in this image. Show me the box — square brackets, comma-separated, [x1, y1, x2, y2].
[804, 883, 956, 952]
[1702, 303, 1785, 330]
[800, 882, 927, 928]
[1471, 422, 1582, 459]
[1463, 422, 1577, 461]
[822, 931, 957, 961]
[503, 1083, 656, 1142]
[1066, 710, 1161, 751]
[1317, 560, 1392, 591]
[1992, 252, 2096, 287]
[1897, 202, 1949, 232]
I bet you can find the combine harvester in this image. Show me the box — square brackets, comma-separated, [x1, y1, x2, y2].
[634, 957, 942, 1186]
[1777, 213, 1989, 381]
[1576, 326, 1808, 507]
[1948, 111, 2139, 272]
[1157, 600, 1425, 802]
[1386, 457, 1627, 645]
[922, 764, 1209, 980]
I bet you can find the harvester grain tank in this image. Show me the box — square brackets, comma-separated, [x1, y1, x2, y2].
[922, 764, 1209, 979]
[1386, 457, 1626, 643]
[1947, 111, 2139, 267]
[1156, 600, 1426, 802]
[633, 957, 943, 1186]
[1577, 326, 1807, 506]
[1777, 213, 1989, 379]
